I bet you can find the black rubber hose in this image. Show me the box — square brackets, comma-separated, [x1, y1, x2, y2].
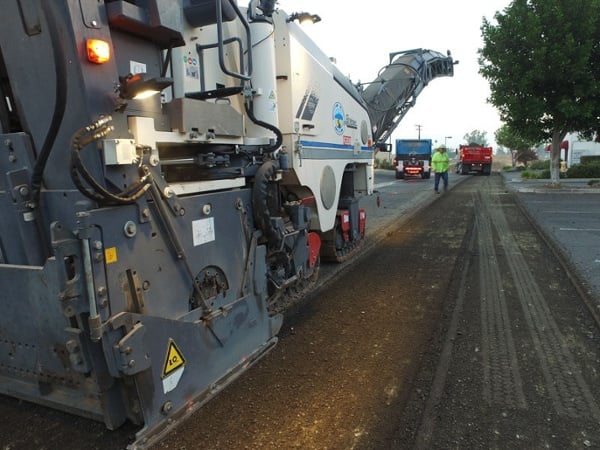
[30, 2, 68, 205]
[244, 101, 282, 153]
[71, 150, 148, 204]
[69, 119, 149, 205]
[71, 143, 149, 204]
[252, 160, 282, 247]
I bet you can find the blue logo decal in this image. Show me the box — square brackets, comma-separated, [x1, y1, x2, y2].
[333, 102, 345, 135]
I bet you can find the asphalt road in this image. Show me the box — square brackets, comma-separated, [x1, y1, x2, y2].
[501, 173, 600, 308]
[0, 170, 598, 449]
[395, 173, 600, 449]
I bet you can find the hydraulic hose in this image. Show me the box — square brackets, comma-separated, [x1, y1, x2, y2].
[30, 2, 68, 206]
[252, 160, 283, 248]
[244, 100, 283, 153]
[70, 117, 150, 205]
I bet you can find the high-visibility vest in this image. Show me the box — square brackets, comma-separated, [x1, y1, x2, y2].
[432, 151, 450, 173]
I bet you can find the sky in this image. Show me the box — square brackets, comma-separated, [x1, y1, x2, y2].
[273, 0, 512, 150]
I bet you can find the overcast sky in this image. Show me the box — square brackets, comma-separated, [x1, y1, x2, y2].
[273, 0, 512, 149]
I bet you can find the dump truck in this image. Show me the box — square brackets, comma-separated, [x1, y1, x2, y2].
[394, 139, 433, 179]
[456, 144, 493, 175]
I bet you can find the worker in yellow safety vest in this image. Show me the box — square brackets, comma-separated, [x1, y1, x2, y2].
[432, 146, 450, 193]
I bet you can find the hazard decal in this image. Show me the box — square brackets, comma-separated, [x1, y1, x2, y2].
[162, 339, 186, 378]
[105, 247, 117, 264]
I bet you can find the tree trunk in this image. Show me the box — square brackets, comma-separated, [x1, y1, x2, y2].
[550, 130, 567, 185]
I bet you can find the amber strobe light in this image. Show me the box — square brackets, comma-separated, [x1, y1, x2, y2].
[86, 39, 110, 64]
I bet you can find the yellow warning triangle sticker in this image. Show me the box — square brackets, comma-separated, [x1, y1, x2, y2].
[162, 339, 186, 378]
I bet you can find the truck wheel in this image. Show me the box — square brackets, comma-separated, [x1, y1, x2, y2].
[461, 164, 469, 175]
[423, 172, 430, 179]
[396, 172, 404, 179]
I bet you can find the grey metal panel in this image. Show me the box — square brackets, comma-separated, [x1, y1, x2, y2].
[109, 309, 278, 448]
[0, 261, 104, 418]
[164, 98, 244, 136]
[0, 133, 45, 264]
[87, 188, 254, 319]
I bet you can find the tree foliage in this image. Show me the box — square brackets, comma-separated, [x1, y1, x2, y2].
[462, 130, 489, 146]
[495, 124, 539, 167]
[495, 124, 536, 152]
[479, 0, 600, 182]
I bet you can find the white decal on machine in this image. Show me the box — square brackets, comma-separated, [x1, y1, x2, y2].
[163, 367, 184, 394]
[184, 54, 199, 79]
[192, 217, 215, 246]
[129, 60, 146, 75]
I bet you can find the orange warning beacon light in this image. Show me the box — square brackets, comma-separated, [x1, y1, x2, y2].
[86, 39, 110, 64]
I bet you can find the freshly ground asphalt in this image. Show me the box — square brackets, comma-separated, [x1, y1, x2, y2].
[395, 174, 600, 449]
[0, 172, 598, 449]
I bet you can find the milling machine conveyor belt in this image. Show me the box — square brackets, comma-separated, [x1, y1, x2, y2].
[359, 49, 455, 143]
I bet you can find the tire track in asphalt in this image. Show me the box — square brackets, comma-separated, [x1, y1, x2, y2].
[488, 183, 600, 420]
[475, 187, 526, 409]
[413, 191, 477, 450]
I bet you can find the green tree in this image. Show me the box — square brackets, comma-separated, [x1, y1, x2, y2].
[479, 0, 600, 183]
[462, 130, 489, 146]
[495, 124, 538, 167]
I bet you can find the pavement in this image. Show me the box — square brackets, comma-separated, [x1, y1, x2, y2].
[366, 169, 600, 322]
[500, 172, 600, 319]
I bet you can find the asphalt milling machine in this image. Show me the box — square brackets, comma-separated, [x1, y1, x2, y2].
[0, 1, 454, 447]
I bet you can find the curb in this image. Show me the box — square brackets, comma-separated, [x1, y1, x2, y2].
[516, 187, 600, 194]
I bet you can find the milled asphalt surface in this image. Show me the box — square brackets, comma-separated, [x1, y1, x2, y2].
[397, 173, 600, 449]
[324, 169, 600, 325]
[367, 169, 600, 311]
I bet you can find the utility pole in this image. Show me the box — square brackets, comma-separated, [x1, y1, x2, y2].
[415, 124, 423, 140]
